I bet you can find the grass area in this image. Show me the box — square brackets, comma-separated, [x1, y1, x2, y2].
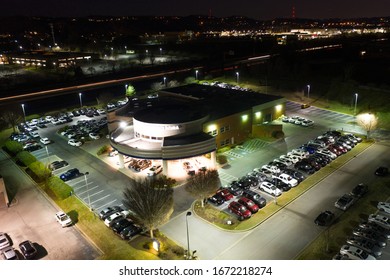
[194, 141, 373, 231]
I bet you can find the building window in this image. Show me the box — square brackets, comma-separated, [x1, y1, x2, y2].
[220, 125, 230, 134]
[208, 129, 218, 136]
[220, 138, 230, 147]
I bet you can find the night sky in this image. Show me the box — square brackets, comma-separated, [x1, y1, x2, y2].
[3, 0, 390, 19]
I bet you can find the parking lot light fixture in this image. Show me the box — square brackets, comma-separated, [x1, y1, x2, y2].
[163, 76, 167, 87]
[21, 103, 26, 122]
[185, 211, 192, 260]
[236, 72, 239, 84]
[354, 93, 358, 115]
[84, 172, 91, 210]
[195, 70, 199, 80]
[78, 92, 83, 108]
[307, 84, 310, 98]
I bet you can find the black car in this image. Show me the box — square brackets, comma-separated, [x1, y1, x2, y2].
[99, 206, 124, 220]
[19, 240, 38, 259]
[59, 168, 81, 181]
[351, 183, 368, 198]
[375, 166, 389, 176]
[208, 193, 225, 206]
[294, 162, 315, 174]
[282, 169, 305, 183]
[314, 210, 335, 226]
[242, 189, 267, 208]
[352, 228, 387, 247]
[358, 222, 390, 239]
[120, 224, 143, 240]
[111, 218, 134, 234]
[224, 183, 243, 196]
[267, 178, 291, 192]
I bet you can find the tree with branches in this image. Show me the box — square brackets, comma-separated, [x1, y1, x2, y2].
[185, 169, 220, 207]
[356, 112, 378, 139]
[0, 105, 23, 132]
[122, 176, 174, 239]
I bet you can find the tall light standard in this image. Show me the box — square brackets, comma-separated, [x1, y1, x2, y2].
[185, 211, 192, 260]
[354, 93, 358, 115]
[307, 84, 310, 99]
[21, 104, 26, 122]
[195, 70, 199, 80]
[236, 71, 239, 84]
[159, 47, 162, 56]
[78, 92, 83, 108]
[163, 76, 167, 87]
[84, 172, 91, 210]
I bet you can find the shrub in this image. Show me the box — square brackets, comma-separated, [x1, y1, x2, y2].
[16, 151, 37, 166]
[28, 161, 51, 182]
[217, 155, 228, 164]
[97, 145, 110, 156]
[47, 176, 74, 200]
[4, 140, 23, 155]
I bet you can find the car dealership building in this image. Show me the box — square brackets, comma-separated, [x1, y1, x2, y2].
[107, 84, 286, 176]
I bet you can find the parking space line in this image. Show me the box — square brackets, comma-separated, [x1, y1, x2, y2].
[89, 194, 111, 205]
[77, 185, 101, 195]
[95, 199, 118, 211]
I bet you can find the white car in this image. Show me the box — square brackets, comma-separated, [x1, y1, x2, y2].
[147, 165, 162, 176]
[316, 149, 337, 159]
[368, 214, 390, 229]
[104, 211, 128, 227]
[280, 154, 300, 163]
[274, 158, 293, 167]
[261, 164, 280, 174]
[40, 137, 51, 145]
[1, 246, 18, 260]
[89, 133, 100, 140]
[29, 130, 39, 138]
[274, 173, 298, 187]
[55, 211, 72, 227]
[68, 139, 82, 147]
[259, 181, 282, 196]
[0, 232, 10, 250]
[301, 119, 314, 127]
[339, 245, 376, 260]
[377, 202, 390, 214]
[288, 149, 308, 158]
[97, 109, 106, 114]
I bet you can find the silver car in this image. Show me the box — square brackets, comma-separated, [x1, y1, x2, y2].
[346, 236, 382, 258]
[368, 214, 390, 230]
[339, 244, 376, 260]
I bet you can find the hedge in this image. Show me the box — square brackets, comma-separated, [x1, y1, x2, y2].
[4, 140, 23, 155]
[28, 161, 51, 182]
[47, 176, 74, 200]
[17, 151, 37, 166]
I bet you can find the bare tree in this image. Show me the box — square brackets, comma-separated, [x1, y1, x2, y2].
[356, 113, 378, 139]
[185, 169, 220, 207]
[0, 105, 22, 132]
[122, 177, 174, 239]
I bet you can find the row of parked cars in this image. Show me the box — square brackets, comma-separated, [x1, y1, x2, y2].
[98, 206, 143, 240]
[333, 202, 390, 260]
[0, 232, 37, 260]
[281, 115, 314, 127]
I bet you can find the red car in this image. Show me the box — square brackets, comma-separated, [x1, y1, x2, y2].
[217, 189, 234, 201]
[238, 197, 259, 213]
[228, 201, 252, 220]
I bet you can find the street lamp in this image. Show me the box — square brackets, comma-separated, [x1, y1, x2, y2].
[195, 70, 199, 80]
[84, 172, 91, 210]
[236, 72, 239, 84]
[185, 211, 192, 260]
[159, 47, 162, 56]
[79, 92, 83, 108]
[354, 93, 358, 115]
[163, 76, 167, 87]
[21, 104, 26, 122]
[307, 84, 310, 99]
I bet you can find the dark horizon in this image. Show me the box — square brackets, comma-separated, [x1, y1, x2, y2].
[2, 0, 390, 21]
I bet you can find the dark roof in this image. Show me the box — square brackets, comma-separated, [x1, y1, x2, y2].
[163, 132, 213, 146]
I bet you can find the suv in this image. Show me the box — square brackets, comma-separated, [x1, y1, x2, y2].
[19, 240, 38, 259]
[259, 181, 282, 196]
[59, 168, 81, 181]
[334, 193, 355, 211]
[238, 197, 259, 213]
[228, 201, 252, 220]
[242, 190, 267, 208]
[273, 173, 298, 187]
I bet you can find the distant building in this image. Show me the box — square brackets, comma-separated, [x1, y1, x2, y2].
[0, 174, 10, 208]
[107, 84, 285, 175]
[6, 51, 98, 68]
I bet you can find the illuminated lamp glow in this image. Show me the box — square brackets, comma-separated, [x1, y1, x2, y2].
[208, 124, 217, 131]
[255, 112, 261, 119]
[275, 105, 282, 112]
[119, 122, 127, 128]
[241, 114, 248, 122]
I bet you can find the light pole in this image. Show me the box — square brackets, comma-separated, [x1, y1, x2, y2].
[84, 172, 91, 210]
[195, 70, 199, 80]
[185, 211, 192, 260]
[163, 76, 167, 87]
[79, 92, 83, 108]
[159, 47, 162, 56]
[307, 84, 310, 99]
[21, 104, 26, 122]
[236, 72, 239, 84]
[354, 93, 358, 115]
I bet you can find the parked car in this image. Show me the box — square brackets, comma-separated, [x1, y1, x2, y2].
[314, 210, 335, 226]
[208, 193, 225, 206]
[368, 214, 390, 229]
[0, 232, 10, 250]
[98, 206, 124, 220]
[19, 240, 37, 259]
[352, 228, 387, 247]
[119, 224, 143, 240]
[111, 218, 134, 234]
[147, 165, 162, 176]
[282, 169, 305, 183]
[49, 160, 68, 171]
[377, 201, 390, 214]
[375, 166, 388, 176]
[358, 222, 390, 239]
[59, 168, 81, 181]
[273, 173, 298, 187]
[68, 139, 82, 147]
[55, 211, 72, 227]
[334, 193, 355, 211]
[1, 246, 19, 260]
[216, 189, 234, 201]
[346, 237, 382, 258]
[339, 244, 376, 260]
[224, 182, 244, 196]
[238, 197, 259, 213]
[242, 190, 267, 208]
[351, 183, 368, 198]
[228, 201, 252, 220]
[259, 181, 282, 196]
[104, 212, 126, 227]
[261, 164, 280, 174]
[89, 132, 100, 140]
[39, 137, 51, 145]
